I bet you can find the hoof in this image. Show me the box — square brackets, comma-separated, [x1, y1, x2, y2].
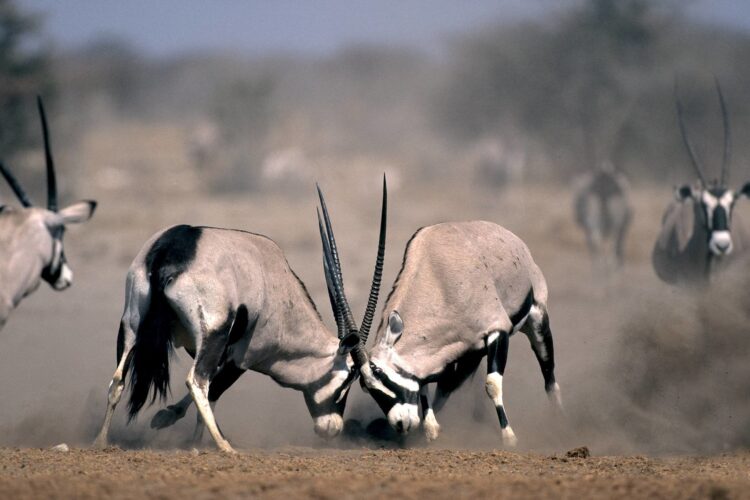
[92, 436, 108, 449]
[218, 442, 237, 454]
[151, 407, 183, 429]
[501, 427, 518, 448]
[547, 383, 564, 414]
[423, 410, 440, 442]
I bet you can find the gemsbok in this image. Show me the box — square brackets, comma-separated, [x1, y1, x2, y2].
[573, 161, 632, 270]
[93, 179, 389, 453]
[327, 218, 562, 446]
[0, 97, 96, 330]
[652, 80, 750, 285]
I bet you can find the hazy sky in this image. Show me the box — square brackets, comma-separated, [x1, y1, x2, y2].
[23, 0, 750, 57]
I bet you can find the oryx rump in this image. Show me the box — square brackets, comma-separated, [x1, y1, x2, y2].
[0, 97, 96, 330]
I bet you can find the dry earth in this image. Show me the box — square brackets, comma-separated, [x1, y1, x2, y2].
[1, 447, 749, 499]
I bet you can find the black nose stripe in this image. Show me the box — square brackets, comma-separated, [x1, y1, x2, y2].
[712, 206, 729, 231]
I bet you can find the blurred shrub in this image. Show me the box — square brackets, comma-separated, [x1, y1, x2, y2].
[0, 0, 53, 159]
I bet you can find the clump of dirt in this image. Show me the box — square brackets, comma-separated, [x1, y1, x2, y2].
[565, 446, 591, 458]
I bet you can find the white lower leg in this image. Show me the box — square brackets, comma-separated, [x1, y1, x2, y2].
[186, 369, 235, 453]
[93, 354, 130, 447]
[547, 382, 564, 413]
[191, 401, 215, 444]
[423, 408, 440, 441]
[486, 372, 517, 447]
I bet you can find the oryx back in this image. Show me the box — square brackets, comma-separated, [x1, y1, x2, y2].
[377, 220, 546, 377]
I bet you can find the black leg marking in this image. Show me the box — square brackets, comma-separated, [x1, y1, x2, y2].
[208, 362, 245, 402]
[486, 330, 516, 445]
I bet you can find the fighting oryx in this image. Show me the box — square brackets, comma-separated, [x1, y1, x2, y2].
[652, 80, 750, 285]
[0, 97, 96, 330]
[326, 217, 562, 446]
[93, 179, 389, 453]
[573, 161, 632, 270]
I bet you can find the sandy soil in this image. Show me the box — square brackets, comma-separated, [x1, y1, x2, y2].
[1, 447, 748, 499]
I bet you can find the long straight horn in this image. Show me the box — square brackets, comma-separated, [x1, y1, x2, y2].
[37, 96, 57, 212]
[0, 162, 33, 207]
[318, 208, 347, 340]
[674, 82, 707, 187]
[358, 174, 387, 345]
[714, 77, 731, 185]
[316, 184, 357, 332]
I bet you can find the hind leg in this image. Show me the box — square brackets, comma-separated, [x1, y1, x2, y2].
[94, 269, 152, 448]
[486, 329, 517, 447]
[614, 212, 631, 268]
[93, 321, 135, 448]
[522, 304, 562, 411]
[191, 362, 245, 446]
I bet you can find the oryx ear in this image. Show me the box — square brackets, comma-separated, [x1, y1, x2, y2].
[738, 182, 750, 199]
[383, 310, 403, 347]
[58, 200, 97, 224]
[675, 184, 694, 201]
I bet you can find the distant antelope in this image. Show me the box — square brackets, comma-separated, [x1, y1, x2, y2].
[573, 161, 632, 270]
[93, 179, 388, 453]
[652, 80, 750, 285]
[0, 97, 96, 330]
[329, 219, 562, 446]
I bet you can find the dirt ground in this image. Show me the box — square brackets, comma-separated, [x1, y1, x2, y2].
[0, 447, 748, 499]
[1, 169, 749, 498]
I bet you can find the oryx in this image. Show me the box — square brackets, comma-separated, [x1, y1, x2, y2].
[327, 218, 562, 446]
[652, 80, 750, 285]
[0, 97, 96, 330]
[573, 161, 632, 270]
[93, 179, 389, 453]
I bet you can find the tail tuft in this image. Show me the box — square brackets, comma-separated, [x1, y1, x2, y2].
[127, 289, 174, 421]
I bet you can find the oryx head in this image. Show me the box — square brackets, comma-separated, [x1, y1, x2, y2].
[674, 79, 750, 257]
[0, 97, 96, 291]
[314, 176, 394, 431]
[367, 309, 420, 434]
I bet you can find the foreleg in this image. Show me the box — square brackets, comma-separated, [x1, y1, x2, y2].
[420, 385, 440, 442]
[486, 330, 517, 446]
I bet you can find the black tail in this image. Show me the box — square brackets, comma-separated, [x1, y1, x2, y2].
[126, 225, 202, 421]
[126, 283, 175, 421]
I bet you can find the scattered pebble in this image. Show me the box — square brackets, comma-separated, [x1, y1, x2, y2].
[565, 446, 590, 459]
[50, 443, 70, 453]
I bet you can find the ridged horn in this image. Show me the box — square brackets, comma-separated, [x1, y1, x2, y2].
[674, 81, 707, 187]
[316, 184, 357, 332]
[317, 208, 347, 340]
[0, 162, 33, 207]
[37, 96, 57, 212]
[358, 174, 387, 345]
[714, 77, 731, 186]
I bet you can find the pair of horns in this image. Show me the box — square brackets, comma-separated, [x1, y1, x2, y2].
[0, 96, 58, 211]
[675, 77, 731, 187]
[316, 176, 388, 393]
[317, 175, 387, 349]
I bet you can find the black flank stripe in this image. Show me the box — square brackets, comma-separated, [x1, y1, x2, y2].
[510, 289, 534, 326]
